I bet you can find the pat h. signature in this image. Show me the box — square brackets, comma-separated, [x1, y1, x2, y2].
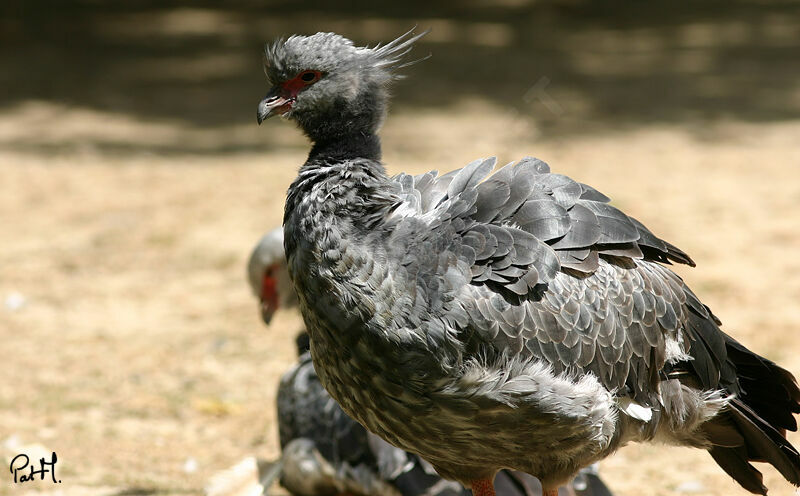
[9, 451, 61, 484]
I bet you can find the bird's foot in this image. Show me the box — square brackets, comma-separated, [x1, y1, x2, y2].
[471, 478, 496, 496]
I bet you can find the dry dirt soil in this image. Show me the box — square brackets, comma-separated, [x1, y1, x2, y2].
[2, 4, 800, 496]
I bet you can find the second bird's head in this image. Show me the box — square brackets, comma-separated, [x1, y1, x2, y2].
[257, 29, 428, 141]
[247, 228, 297, 325]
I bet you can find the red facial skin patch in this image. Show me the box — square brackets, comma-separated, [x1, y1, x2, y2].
[277, 70, 323, 111]
[261, 264, 280, 312]
[283, 70, 322, 93]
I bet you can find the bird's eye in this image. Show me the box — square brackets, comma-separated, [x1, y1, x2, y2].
[299, 71, 319, 83]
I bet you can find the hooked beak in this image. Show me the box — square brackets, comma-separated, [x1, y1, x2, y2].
[260, 299, 277, 325]
[257, 87, 294, 124]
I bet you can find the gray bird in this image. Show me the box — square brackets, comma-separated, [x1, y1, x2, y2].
[257, 29, 800, 496]
[249, 228, 614, 496]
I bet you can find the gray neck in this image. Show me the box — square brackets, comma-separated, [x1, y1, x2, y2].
[295, 87, 387, 162]
[308, 132, 381, 162]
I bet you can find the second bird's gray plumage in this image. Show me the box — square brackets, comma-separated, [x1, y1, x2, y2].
[260, 30, 800, 494]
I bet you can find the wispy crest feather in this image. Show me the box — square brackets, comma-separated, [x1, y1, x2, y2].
[370, 27, 431, 79]
[262, 29, 429, 85]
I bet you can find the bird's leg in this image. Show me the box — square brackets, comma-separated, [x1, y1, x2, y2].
[470, 479, 496, 496]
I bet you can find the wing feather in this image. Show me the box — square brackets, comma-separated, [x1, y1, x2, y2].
[387, 156, 703, 404]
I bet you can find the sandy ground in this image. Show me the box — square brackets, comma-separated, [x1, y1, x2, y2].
[2, 4, 800, 496]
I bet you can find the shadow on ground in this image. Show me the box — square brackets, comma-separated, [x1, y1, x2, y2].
[2, 0, 799, 153]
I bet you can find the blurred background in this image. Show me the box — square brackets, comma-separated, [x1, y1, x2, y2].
[1, 1, 799, 495]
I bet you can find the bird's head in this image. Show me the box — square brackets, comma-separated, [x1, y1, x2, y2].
[257, 29, 428, 142]
[247, 228, 297, 325]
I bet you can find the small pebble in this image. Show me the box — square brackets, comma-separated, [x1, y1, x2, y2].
[2, 435, 21, 451]
[675, 480, 706, 493]
[184, 457, 199, 473]
[4, 292, 26, 311]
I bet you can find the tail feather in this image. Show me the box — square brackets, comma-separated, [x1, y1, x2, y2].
[704, 335, 800, 494]
[708, 445, 767, 495]
[729, 399, 800, 485]
[726, 337, 800, 429]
